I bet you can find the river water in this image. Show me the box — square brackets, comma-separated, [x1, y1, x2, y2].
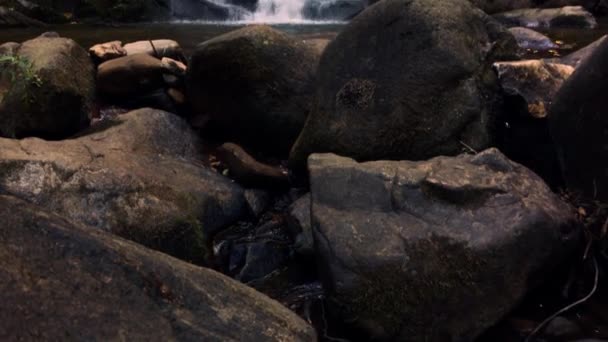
[0, 23, 344, 55]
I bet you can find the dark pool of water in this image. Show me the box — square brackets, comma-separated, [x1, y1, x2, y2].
[0, 23, 344, 55]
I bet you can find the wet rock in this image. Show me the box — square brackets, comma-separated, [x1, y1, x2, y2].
[309, 149, 578, 341]
[89, 40, 127, 64]
[508, 27, 558, 50]
[287, 194, 313, 258]
[121, 88, 180, 113]
[494, 60, 573, 119]
[290, 0, 508, 169]
[468, 0, 534, 14]
[558, 35, 607, 67]
[494, 59, 572, 185]
[167, 88, 186, 105]
[0, 194, 316, 341]
[97, 54, 164, 98]
[0, 108, 247, 264]
[544, 316, 581, 338]
[0, 6, 46, 27]
[302, 0, 366, 20]
[216, 142, 289, 189]
[0, 35, 94, 139]
[124, 39, 185, 61]
[301, 38, 331, 55]
[550, 36, 608, 201]
[0, 42, 20, 55]
[244, 188, 271, 217]
[187, 25, 319, 157]
[494, 6, 597, 28]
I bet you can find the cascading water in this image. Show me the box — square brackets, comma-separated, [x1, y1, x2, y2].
[168, 0, 354, 23]
[250, 0, 306, 22]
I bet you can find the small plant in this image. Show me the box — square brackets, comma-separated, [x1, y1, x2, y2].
[0, 54, 42, 103]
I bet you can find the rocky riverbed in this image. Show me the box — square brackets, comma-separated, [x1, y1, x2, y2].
[3, 0, 608, 341]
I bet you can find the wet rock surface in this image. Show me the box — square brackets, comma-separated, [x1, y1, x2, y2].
[0, 34, 94, 139]
[0, 194, 316, 341]
[494, 59, 573, 186]
[309, 149, 578, 341]
[0, 108, 247, 264]
[550, 35, 608, 201]
[187, 25, 320, 158]
[290, 0, 508, 169]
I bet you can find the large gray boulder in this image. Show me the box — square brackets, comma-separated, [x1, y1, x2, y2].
[549, 36, 608, 201]
[0, 34, 95, 139]
[309, 149, 578, 341]
[0, 194, 316, 341]
[187, 25, 319, 157]
[289, 0, 510, 169]
[0, 108, 247, 264]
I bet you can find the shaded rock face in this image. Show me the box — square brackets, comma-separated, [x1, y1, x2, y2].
[0, 194, 317, 341]
[508, 26, 558, 51]
[494, 60, 572, 185]
[494, 6, 597, 28]
[557, 34, 607, 67]
[309, 150, 578, 341]
[0, 35, 95, 139]
[289, 0, 507, 169]
[187, 25, 319, 157]
[0, 108, 247, 264]
[550, 37, 608, 201]
[97, 53, 165, 98]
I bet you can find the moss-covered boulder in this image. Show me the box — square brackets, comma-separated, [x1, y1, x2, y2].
[186, 25, 320, 158]
[0, 34, 94, 139]
[309, 149, 578, 341]
[289, 0, 510, 169]
[0, 108, 248, 265]
[0, 194, 316, 341]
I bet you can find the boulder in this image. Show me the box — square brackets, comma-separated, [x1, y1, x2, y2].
[124, 39, 185, 61]
[494, 6, 597, 28]
[0, 35, 94, 139]
[302, 0, 366, 20]
[0, 108, 247, 264]
[287, 194, 313, 257]
[468, 0, 534, 13]
[557, 35, 607, 67]
[290, 0, 508, 169]
[0, 41, 20, 55]
[494, 60, 573, 185]
[216, 142, 290, 189]
[97, 54, 164, 99]
[187, 25, 319, 157]
[508, 27, 558, 51]
[89, 40, 127, 63]
[0, 194, 316, 341]
[549, 37, 608, 201]
[495, 60, 573, 119]
[309, 150, 578, 341]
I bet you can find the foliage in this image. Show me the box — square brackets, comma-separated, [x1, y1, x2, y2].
[0, 54, 42, 102]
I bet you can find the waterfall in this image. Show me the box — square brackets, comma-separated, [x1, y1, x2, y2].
[250, 0, 305, 22]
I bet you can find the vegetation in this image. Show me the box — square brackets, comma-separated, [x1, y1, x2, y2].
[0, 54, 42, 102]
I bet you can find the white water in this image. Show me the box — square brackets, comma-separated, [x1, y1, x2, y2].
[250, 0, 306, 23]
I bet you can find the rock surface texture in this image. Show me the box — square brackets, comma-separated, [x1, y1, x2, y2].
[0, 194, 316, 341]
[0, 34, 94, 139]
[0, 108, 247, 264]
[290, 0, 508, 168]
[187, 25, 320, 157]
[309, 149, 578, 341]
[550, 36, 608, 201]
